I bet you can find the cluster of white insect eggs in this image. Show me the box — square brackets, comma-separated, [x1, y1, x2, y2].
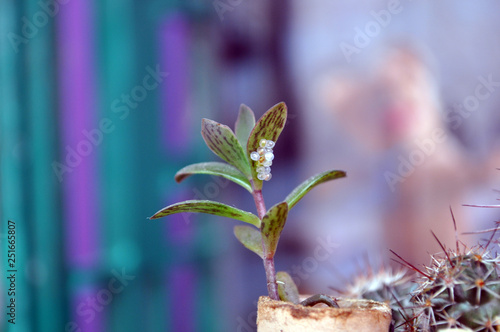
[250, 139, 275, 181]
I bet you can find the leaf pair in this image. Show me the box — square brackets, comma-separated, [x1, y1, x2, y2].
[150, 170, 346, 245]
[179, 102, 287, 192]
[233, 202, 292, 301]
[234, 202, 288, 259]
[230, 169, 345, 260]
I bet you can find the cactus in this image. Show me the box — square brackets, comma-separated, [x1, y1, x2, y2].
[344, 206, 500, 331]
[341, 265, 417, 331]
[345, 243, 500, 332]
[400, 199, 500, 331]
[343, 173, 500, 331]
[409, 242, 500, 331]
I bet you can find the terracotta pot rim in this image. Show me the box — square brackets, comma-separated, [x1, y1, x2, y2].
[259, 295, 391, 313]
[257, 295, 393, 332]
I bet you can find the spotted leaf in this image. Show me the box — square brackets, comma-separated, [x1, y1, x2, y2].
[233, 225, 263, 258]
[260, 202, 288, 257]
[277, 271, 300, 304]
[285, 170, 346, 210]
[247, 102, 287, 189]
[235, 104, 256, 150]
[175, 162, 252, 193]
[201, 119, 251, 178]
[149, 200, 260, 227]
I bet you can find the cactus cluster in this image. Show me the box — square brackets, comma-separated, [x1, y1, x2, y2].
[409, 242, 500, 332]
[341, 266, 416, 331]
[341, 191, 500, 331]
[344, 243, 500, 332]
[407, 199, 500, 331]
[343, 229, 500, 331]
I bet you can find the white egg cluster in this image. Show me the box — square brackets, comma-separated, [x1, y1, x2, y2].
[250, 139, 275, 181]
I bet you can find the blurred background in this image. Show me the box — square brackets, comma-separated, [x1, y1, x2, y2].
[1, 0, 500, 331]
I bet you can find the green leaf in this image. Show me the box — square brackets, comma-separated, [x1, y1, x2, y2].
[201, 118, 251, 178]
[260, 202, 288, 257]
[149, 200, 260, 227]
[285, 170, 346, 210]
[174, 162, 252, 193]
[247, 102, 287, 189]
[277, 271, 300, 304]
[235, 104, 256, 150]
[233, 225, 263, 258]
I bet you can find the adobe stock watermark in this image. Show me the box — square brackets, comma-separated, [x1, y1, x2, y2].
[384, 74, 500, 192]
[286, 236, 339, 288]
[51, 65, 168, 182]
[235, 236, 338, 331]
[6, 0, 71, 53]
[339, 0, 405, 63]
[65, 268, 136, 332]
[443, 74, 500, 130]
[179, 175, 232, 225]
[235, 300, 258, 332]
[212, 0, 246, 21]
[384, 128, 447, 192]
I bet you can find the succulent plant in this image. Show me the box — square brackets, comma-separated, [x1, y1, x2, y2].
[344, 204, 500, 332]
[409, 242, 500, 332]
[341, 266, 416, 331]
[389, 208, 500, 332]
[149, 102, 346, 301]
[344, 244, 500, 332]
[404, 180, 500, 332]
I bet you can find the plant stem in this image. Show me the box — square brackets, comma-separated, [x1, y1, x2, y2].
[252, 189, 266, 220]
[264, 257, 280, 300]
[252, 185, 280, 300]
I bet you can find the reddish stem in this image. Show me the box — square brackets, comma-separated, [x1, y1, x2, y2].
[253, 189, 267, 220]
[252, 183, 279, 300]
[263, 256, 279, 300]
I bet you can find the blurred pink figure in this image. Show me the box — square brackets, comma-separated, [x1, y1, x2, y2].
[322, 45, 498, 267]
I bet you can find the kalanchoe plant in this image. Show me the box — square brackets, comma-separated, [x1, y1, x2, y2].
[149, 102, 346, 302]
